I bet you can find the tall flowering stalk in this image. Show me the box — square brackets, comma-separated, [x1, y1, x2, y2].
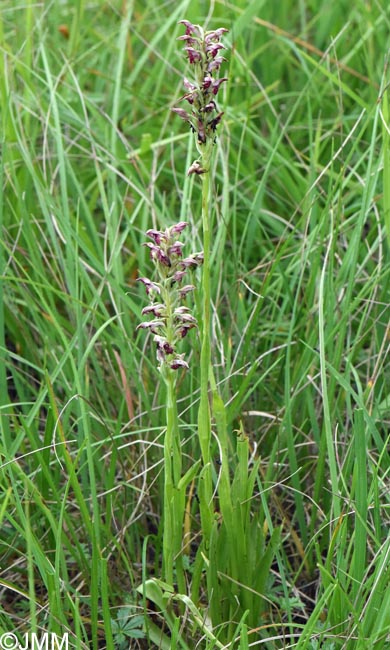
[138, 222, 203, 587]
[137, 21, 279, 643]
[173, 21, 228, 544]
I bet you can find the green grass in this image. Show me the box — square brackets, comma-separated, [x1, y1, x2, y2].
[1, 0, 390, 648]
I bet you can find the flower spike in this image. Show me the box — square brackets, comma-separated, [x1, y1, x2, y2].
[138, 222, 202, 372]
[173, 20, 228, 165]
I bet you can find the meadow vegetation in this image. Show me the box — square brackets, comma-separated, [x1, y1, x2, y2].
[1, 0, 390, 648]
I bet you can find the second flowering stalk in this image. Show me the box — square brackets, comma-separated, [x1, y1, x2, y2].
[138, 222, 202, 588]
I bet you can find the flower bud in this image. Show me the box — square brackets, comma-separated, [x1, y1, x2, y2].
[170, 221, 188, 234]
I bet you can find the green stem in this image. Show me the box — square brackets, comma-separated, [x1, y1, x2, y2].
[197, 143, 214, 545]
[163, 369, 185, 592]
[200, 165, 211, 465]
[383, 83, 390, 250]
[163, 371, 175, 584]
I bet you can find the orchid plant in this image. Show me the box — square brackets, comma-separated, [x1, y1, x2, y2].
[137, 19, 280, 645]
[138, 20, 228, 587]
[173, 19, 229, 546]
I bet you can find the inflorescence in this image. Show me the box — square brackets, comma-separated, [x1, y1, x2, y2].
[137, 222, 203, 372]
[172, 20, 228, 173]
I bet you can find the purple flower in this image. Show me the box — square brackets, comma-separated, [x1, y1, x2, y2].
[206, 43, 225, 58]
[180, 252, 204, 268]
[168, 241, 184, 256]
[175, 314, 197, 335]
[209, 112, 224, 131]
[143, 242, 171, 267]
[178, 20, 201, 37]
[187, 161, 207, 175]
[174, 20, 228, 152]
[136, 320, 165, 334]
[141, 304, 165, 317]
[170, 357, 189, 371]
[170, 221, 188, 234]
[177, 35, 199, 46]
[154, 336, 175, 356]
[183, 92, 195, 105]
[137, 220, 201, 372]
[172, 270, 187, 283]
[172, 107, 191, 122]
[177, 323, 196, 338]
[146, 229, 167, 245]
[196, 120, 207, 144]
[137, 277, 161, 295]
[205, 28, 229, 42]
[203, 101, 216, 113]
[179, 284, 195, 297]
[173, 306, 191, 316]
[185, 47, 202, 64]
[183, 77, 196, 91]
[212, 78, 228, 95]
[207, 57, 226, 72]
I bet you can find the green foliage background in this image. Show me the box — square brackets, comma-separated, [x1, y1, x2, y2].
[1, 0, 390, 648]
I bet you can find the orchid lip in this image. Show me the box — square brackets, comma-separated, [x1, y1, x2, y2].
[170, 358, 189, 370]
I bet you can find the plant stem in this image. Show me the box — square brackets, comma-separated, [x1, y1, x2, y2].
[164, 368, 185, 591]
[197, 143, 214, 545]
[163, 370, 175, 584]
